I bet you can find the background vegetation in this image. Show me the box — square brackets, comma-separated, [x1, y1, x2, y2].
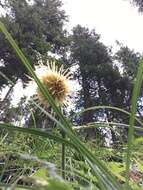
[0, 0, 143, 189]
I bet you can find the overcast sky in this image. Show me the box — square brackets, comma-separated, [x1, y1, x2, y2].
[62, 0, 143, 53]
[0, 0, 143, 52]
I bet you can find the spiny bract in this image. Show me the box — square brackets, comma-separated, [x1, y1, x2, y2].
[27, 61, 71, 109]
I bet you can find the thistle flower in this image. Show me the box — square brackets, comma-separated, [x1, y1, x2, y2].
[26, 61, 72, 110]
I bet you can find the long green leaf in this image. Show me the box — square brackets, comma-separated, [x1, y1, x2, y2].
[125, 59, 143, 188]
[73, 121, 143, 132]
[0, 123, 74, 148]
[73, 105, 143, 127]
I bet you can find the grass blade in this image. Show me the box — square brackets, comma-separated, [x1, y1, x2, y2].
[73, 105, 143, 127]
[0, 123, 74, 148]
[125, 59, 143, 188]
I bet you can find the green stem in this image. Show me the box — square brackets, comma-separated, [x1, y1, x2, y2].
[61, 130, 66, 179]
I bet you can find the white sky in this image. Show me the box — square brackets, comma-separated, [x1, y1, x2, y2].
[62, 0, 143, 53]
[1, 0, 143, 52]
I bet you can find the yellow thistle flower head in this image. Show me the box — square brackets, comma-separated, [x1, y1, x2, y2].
[27, 61, 71, 109]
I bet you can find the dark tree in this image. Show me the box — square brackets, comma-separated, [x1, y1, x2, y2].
[70, 25, 132, 125]
[0, 0, 68, 88]
[129, 0, 143, 12]
[115, 43, 143, 120]
[115, 42, 141, 79]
